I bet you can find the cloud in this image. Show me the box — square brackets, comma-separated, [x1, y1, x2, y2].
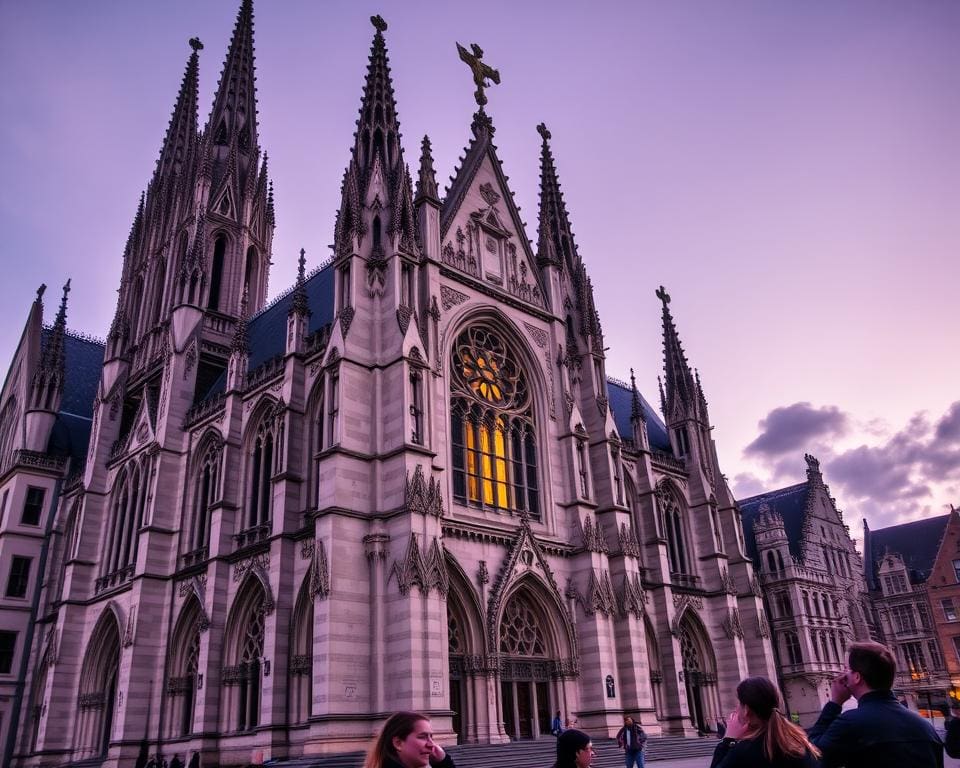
[739, 400, 960, 530]
[731, 472, 767, 498]
[744, 402, 849, 458]
[936, 402, 960, 443]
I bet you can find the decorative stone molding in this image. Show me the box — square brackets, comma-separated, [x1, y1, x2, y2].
[405, 465, 444, 517]
[721, 567, 738, 596]
[290, 654, 312, 675]
[751, 574, 763, 597]
[366, 250, 388, 297]
[123, 605, 136, 648]
[234, 551, 270, 583]
[586, 570, 617, 616]
[596, 395, 608, 417]
[397, 304, 413, 335]
[579, 514, 608, 554]
[364, 533, 390, 560]
[78, 692, 106, 710]
[310, 539, 330, 600]
[477, 560, 489, 585]
[524, 322, 548, 349]
[44, 628, 59, 668]
[392, 533, 446, 596]
[722, 607, 744, 639]
[757, 609, 771, 638]
[300, 538, 315, 560]
[671, 592, 704, 636]
[618, 523, 641, 558]
[440, 285, 469, 311]
[338, 305, 355, 338]
[620, 573, 646, 619]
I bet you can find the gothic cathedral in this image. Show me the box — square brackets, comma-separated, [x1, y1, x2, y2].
[0, 3, 776, 765]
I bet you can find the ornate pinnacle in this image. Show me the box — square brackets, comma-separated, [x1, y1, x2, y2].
[656, 285, 671, 306]
[232, 285, 250, 355]
[370, 14, 387, 33]
[457, 41, 501, 107]
[416, 135, 439, 201]
[630, 367, 646, 424]
[57, 279, 71, 321]
[36, 284, 47, 303]
[290, 248, 311, 318]
[189, 37, 204, 52]
[536, 122, 552, 142]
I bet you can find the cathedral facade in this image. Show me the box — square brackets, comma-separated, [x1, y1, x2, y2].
[0, 3, 776, 766]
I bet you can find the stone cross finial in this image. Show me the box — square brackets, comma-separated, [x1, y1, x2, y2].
[371, 15, 387, 33]
[656, 285, 671, 305]
[457, 42, 501, 107]
[537, 123, 551, 142]
[189, 37, 204, 52]
[36, 284, 47, 302]
[299, 248, 306, 275]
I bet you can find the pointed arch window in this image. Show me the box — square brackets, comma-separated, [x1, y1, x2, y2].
[208, 235, 226, 311]
[98, 459, 149, 591]
[450, 325, 539, 518]
[188, 439, 221, 562]
[246, 413, 277, 532]
[657, 487, 691, 577]
[244, 246, 258, 296]
[223, 589, 266, 732]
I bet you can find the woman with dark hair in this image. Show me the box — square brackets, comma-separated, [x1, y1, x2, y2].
[553, 728, 595, 768]
[710, 677, 821, 767]
[363, 711, 455, 768]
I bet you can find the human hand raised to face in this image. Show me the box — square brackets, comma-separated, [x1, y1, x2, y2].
[429, 744, 446, 764]
[724, 709, 749, 740]
[830, 673, 853, 706]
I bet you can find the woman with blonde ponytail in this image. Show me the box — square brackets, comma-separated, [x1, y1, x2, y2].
[710, 677, 821, 767]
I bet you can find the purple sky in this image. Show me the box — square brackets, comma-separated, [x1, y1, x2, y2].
[1, 0, 958, 534]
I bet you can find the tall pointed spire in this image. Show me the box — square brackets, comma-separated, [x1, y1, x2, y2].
[205, 0, 259, 154]
[415, 135, 439, 203]
[657, 285, 698, 422]
[352, 15, 403, 180]
[536, 122, 577, 272]
[33, 279, 70, 408]
[232, 285, 250, 355]
[152, 38, 201, 187]
[630, 368, 646, 424]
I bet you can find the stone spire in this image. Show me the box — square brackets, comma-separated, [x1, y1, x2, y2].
[657, 285, 698, 423]
[805, 453, 824, 487]
[232, 285, 250, 355]
[290, 248, 310, 318]
[334, 16, 417, 256]
[630, 368, 646, 424]
[204, 0, 259, 156]
[152, 38, 201, 189]
[32, 280, 70, 408]
[415, 135, 439, 203]
[535, 122, 576, 271]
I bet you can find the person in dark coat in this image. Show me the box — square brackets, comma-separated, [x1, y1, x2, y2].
[187, 753, 200, 768]
[710, 676, 820, 768]
[808, 641, 943, 768]
[169, 756, 183, 768]
[615, 716, 647, 768]
[552, 728, 595, 768]
[363, 711, 455, 768]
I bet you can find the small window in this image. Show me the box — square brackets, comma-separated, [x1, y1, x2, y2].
[943, 599, 958, 622]
[22, 486, 45, 526]
[410, 369, 424, 446]
[0, 489, 8, 526]
[953, 559, 960, 583]
[0, 630, 15, 674]
[6, 556, 31, 598]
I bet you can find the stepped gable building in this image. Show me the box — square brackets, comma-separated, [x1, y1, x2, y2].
[863, 513, 951, 714]
[926, 506, 960, 706]
[737, 455, 872, 725]
[3, 4, 776, 766]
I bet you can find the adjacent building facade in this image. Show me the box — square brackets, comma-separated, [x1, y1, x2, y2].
[2, 3, 777, 766]
[927, 507, 960, 708]
[737, 455, 873, 725]
[864, 513, 953, 715]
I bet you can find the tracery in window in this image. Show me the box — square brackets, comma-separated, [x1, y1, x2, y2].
[500, 593, 546, 656]
[451, 325, 539, 518]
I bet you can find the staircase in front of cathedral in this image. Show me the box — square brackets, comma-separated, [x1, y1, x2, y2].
[270, 736, 720, 767]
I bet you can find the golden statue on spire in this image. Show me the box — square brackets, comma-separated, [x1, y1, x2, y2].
[457, 42, 500, 107]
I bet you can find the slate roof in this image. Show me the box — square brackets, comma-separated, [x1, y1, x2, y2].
[201, 263, 336, 401]
[864, 514, 950, 589]
[40, 329, 104, 466]
[737, 482, 810, 563]
[606, 378, 671, 453]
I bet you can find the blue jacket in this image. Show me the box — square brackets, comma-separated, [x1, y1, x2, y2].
[807, 690, 942, 768]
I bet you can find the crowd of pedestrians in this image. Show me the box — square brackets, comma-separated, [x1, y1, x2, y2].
[358, 640, 960, 768]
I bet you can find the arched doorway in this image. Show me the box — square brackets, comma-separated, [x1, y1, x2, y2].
[446, 559, 485, 744]
[73, 609, 121, 760]
[497, 584, 571, 740]
[678, 613, 719, 734]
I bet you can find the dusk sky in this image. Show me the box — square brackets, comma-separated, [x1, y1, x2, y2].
[1, 0, 957, 536]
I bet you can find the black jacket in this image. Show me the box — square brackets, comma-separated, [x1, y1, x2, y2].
[616, 722, 647, 751]
[710, 737, 820, 768]
[807, 690, 942, 768]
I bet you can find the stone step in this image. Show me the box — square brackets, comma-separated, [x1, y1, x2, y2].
[270, 735, 721, 768]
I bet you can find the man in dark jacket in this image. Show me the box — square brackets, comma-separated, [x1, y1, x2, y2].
[616, 716, 647, 768]
[808, 641, 943, 767]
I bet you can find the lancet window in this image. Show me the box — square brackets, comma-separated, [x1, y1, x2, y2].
[99, 458, 150, 589]
[189, 438, 222, 557]
[500, 593, 547, 657]
[450, 325, 539, 518]
[247, 415, 276, 530]
[657, 485, 692, 577]
[208, 234, 226, 311]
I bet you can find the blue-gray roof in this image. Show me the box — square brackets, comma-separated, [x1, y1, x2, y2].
[737, 482, 809, 563]
[606, 378, 671, 453]
[41, 329, 104, 466]
[866, 514, 949, 588]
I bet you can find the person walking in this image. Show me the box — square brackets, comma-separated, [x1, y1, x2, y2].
[551, 710, 564, 737]
[808, 641, 942, 767]
[616, 716, 647, 768]
[364, 711, 455, 768]
[710, 677, 820, 768]
[552, 728, 595, 768]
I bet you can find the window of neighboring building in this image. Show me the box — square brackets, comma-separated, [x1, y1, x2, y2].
[943, 599, 958, 622]
[902, 642, 927, 677]
[929, 640, 945, 670]
[775, 592, 792, 618]
[884, 573, 908, 594]
[953, 559, 960, 583]
[6, 556, 31, 598]
[0, 630, 15, 674]
[917, 602, 931, 629]
[0, 489, 8, 526]
[21, 486, 45, 526]
[784, 631, 803, 665]
[952, 636, 960, 664]
[892, 604, 917, 634]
